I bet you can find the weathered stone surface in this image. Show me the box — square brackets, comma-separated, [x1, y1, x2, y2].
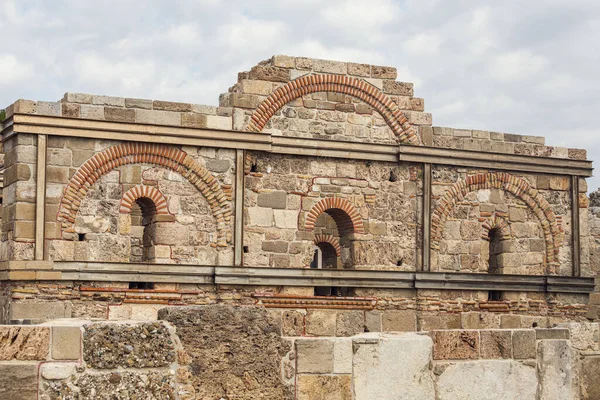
[296, 338, 334, 373]
[52, 326, 82, 360]
[0, 363, 39, 400]
[159, 305, 293, 400]
[382, 310, 416, 332]
[480, 330, 511, 359]
[83, 322, 175, 368]
[297, 375, 352, 400]
[306, 310, 337, 336]
[512, 329, 536, 359]
[436, 360, 537, 400]
[41, 362, 77, 380]
[431, 330, 479, 360]
[333, 338, 352, 374]
[353, 333, 435, 399]
[538, 339, 572, 400]
[536, 328, 569, 340]
[258, 190, 287, 209]
[581, 356, 600, 400]
[0, 326, 50, 360]
[281, 310, 304, 336]
[43, 371, 176, 399]
[336, 310, 364, 336]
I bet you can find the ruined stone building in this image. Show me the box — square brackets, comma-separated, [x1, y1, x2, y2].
[0, 55, 600, 399]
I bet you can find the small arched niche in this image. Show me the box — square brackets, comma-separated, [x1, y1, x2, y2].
[130, 197, 158, 263]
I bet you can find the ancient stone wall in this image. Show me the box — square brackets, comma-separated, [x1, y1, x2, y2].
[244, 153, 421, 270]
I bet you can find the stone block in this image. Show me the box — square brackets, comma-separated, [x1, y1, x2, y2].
[247, 207, 273, 227]
[353, 333, 435, 399]
[297, 375, 351, 400]
[63, 92, 93, 103]
[333, 338, 352, 374]
[296, 339, 334, 373]
[382, 310, 416, 332]
[135, 109, 181, 126]
[52, 326, 81, 360]
[37, 101, 61, 116]
[125, 97, 153, 109]
[347, 62, 371, 77]
[480, 330, 511, 359]
[371, 65, 397, 79]
[581, 356, 600, 400]
[382, 80, 413, 96]
[273, 210, 298, 229]
[512, 330, 536, 359]
[92, 95, 125, 107]
[431, 330, 479, 360]
[336, 311, 364, 336]
[206, 159, 230, 173]
[248, 65, 290, 82]
[62, 102, 80, 117]
[0, 363, 39, 400]
[306, 310, 337, 336]
[281, 310, 304, 336]
[313, 59, 347, 75]
[104, 107, 135, 122]
[46, 165, 69, 183]
[272, 55, 295, 68]
[257, 190, 287, 209]
[365, 311, 382, 333]
[501, 315, 522, 329]
[538, 339, 572, 400]
[536, 328, 569, 340]
[261, 241, 288, 253]
[153, 100, 192, 112]
[41, 362, 77, 380]
[205, 115, 232, 130]
[419, 314, 461, 331]
[436, 360, 536, 400]
[0, 326, 50, 360]
[11, 301, 72, 320]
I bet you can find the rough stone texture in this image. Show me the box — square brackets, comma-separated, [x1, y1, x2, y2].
[43, 371, 176, 400]
[0, 362, 39, 400]
[83, 322, 175, 368]
[538, 339, 572, 400]
[431, 330, 479, 360]
[52, 326, 82, 360]
[512, 329, 536, 359]
[297, 375, 352, 400]
[480, 330, 512, 359]
[581, 356, 600, 400]
[436, 360, 537, 400]
[353, 333, 435, 400]
[159, 305, 293, 400]
[382, 310, 417, 332]
[0, 326, 50, 360]
[296, 338, 334, 373]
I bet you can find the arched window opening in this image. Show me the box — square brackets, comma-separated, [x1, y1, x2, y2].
[130, 197, 157, 263]
[488, 227, 503, 301]
[311, 243, 342, 296]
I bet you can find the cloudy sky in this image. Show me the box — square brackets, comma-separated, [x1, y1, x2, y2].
[2, 0, 599, 189]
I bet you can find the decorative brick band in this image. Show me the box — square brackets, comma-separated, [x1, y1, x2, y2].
[314, 234, 342, 257]
[119, 185, 169, 215]
[431, 172, 561, 264]
[247, 74, 420, 145]
[305, 197, 365, 235]
[58, 143, 232, 247]
[481, 215, 511, 241]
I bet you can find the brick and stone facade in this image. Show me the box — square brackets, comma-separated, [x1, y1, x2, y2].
[0, 54, 599, 398]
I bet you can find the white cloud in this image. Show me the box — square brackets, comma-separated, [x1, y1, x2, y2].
[489, 50, 549, 81]
[0, 54, 34, 82]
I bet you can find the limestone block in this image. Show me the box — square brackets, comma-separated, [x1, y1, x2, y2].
[205, 115, 232, 130]
[431, 330, 479, 360]
[247, 207, 273, 227]
[0, 326, 50, 360]
[272, 55, 295, 68]
[108, 304, 132, 320]
[538, 339, 572, 400]
[297, 375, 352, 400]
[41, 362, 77, 380]
[261, 241, 288, 253]
[436, 360, 537, 400]
[12, 302, 72, 320]
[296, 338, 334, 373]
[306, 310, 337, 336]
[52, 326, 81, 360]
[581, 356, 600, 400]
[512, 330, 536, 359]
[365, 311, 382, 332]
[92, 95, 125, 107]
[63, 92, 93, 103]
[104, 107, 135, 122]
[419, 314, 461, 331]
[62, 102, 80, 117]
[383, 80, 413, 96]
[0, 363, 39, 400]
[353, 333, 435, 400]
[371, 65, 397, 79]
[480, 330, 511, 359]
[130, 304, 163, 320]
[333, 338, 352, 374]
[135, 109, 181, 126]
[501, 314, 522, 329]
[125, 97, 153, 109]
[247, 65, 289, 82]
[37, 101, 61, 116]
[536, 328, 569, 340]
[313, 59, 347, 74]
[347, 62, 371, 77]
[336, 311, 364, 336]
[206, 159, 230, 173]
[281, 310, 304, 336]
[558, 322, 599, 351]
[382, 310, 416, 332]
[273, 210, 298, 229]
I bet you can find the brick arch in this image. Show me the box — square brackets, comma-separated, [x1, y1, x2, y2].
[314, 234, 341, 257]
[119, 185, 169, 215]
[58, 143, 232, 247]
[481, 215, 511, 241]
[431, 172, 561, 264]
[305, 197, 365, 235]
[247, 74, 420, 145]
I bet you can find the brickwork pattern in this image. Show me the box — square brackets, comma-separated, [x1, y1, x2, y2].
[431, 172, 561, 264]
[119, 185, 169, 215]
[247, 74, 420, 145]
[57, 143, 232, 246]
[314, 234, 342, 257]
[305, 197, 365, 235]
